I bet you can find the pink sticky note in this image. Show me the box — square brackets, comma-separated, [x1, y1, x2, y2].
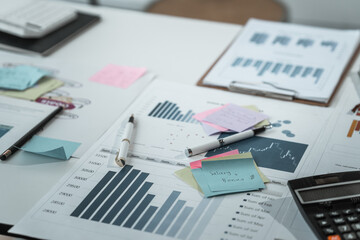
[190, 149, 239, 169]
[204, 104, 268, 133]
[90, 64, 146, 88]
[193, 105, 229, 133]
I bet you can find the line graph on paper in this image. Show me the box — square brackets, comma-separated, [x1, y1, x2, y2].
[205, 135, 308, 173]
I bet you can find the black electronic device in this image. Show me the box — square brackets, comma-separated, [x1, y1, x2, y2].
[288, 171, 360, 240]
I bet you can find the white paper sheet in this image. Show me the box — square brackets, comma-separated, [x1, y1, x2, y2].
[0, 95, 59, 154]
[10, 80, 335, 240]
[204, 19, 360, 103]
[0, 56, 154, 157]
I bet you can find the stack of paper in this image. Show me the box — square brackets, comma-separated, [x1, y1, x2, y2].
[175, 151, 269, 197]
[193, 103, 269, 135]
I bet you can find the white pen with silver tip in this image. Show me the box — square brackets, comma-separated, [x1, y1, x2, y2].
[115, 114, 135, 167]
[185, 125, 270, 157]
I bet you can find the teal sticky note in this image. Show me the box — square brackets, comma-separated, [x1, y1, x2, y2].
[202, 159, 265, 192]
[0, 65, 49, 90]
[191, 158, 265, 198]
[21, 135, 81, 160]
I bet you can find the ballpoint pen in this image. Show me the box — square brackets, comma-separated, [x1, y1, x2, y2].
[185, 125, 271, 157]
[115, 114, 135, 167]
[0, 106, 63, 161]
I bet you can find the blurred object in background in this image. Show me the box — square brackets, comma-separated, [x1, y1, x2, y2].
[147, 0, 285, 24]
[276, 0, 360, 29]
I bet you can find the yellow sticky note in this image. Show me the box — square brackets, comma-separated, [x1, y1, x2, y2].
[174, 167, 203, 193]
[0, 77, 63, 100]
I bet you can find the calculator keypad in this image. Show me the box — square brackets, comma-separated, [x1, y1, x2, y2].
[315, 205, 360, 239]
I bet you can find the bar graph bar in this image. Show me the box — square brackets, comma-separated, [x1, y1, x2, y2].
[296, 39, 314, 48]
[134, 206, 158, 230]
[101, 171, 146, 223]
[250, 33, 268, 44]
[271, 63, 282, 74]
[321, 40, 338, 52]
[230, 56, 324, 84]
[232, 57, 243, 67]
[347, 120, 360, 138]
[156, 200, 186, 235]
[148, 101, 198, 124]
[123, 194, 155, 228]
[272, 36, 291, 46]
[290, 66, 302, 78]
[71, 171, 117, 217]
[113, 181, 153, 226]
[70, 166, 222, 239]
[166, 206, 193, 237]
[88, 167, 138, 221]
[145, 191, 181, 233]
[178, 198, 211, 239]
[258, 61, 272, 76]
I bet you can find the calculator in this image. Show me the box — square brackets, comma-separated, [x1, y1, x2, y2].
[0, 0, 77, 38]
[288, 171, 360, 240]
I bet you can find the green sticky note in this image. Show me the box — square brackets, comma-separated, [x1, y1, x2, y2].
[21, 135, 81, 160]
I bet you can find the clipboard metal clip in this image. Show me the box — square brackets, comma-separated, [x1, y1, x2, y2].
[228, 80, 297, 101]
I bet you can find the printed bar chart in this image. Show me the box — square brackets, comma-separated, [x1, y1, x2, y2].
[148, 101, 198, 124]
[231, 57, 324, 83]
[249, 32, 338, 53]
[250, 33, 268, 45]
[347, 120, 360, 138]
[70, 165, 222, 239]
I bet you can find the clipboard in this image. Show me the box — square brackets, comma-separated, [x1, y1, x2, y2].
[197, 22, 360, 107]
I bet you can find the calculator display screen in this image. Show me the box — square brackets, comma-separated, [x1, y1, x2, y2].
[296, 181, 360, 204]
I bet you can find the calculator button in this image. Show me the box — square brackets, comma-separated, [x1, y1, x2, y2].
[338, 224, 351, 233]
[333, 217, 346, 224]
[355, 205, 360, 213]
[347, 215, 358, 222]
[342, 209, 354, 215]
[330, 211, 341, 217]
[315, 213, 325, 219]
[343, 232, 357, 240]
[351, 223, 360, 231]
[319, 220, 331, 227]
[356, 232, 360, 238]
[327, 235, 341, 240]
[323, 228, 335, 235]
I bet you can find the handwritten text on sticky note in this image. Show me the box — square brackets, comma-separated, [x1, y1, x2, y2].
[203, 104, 268, 132]
[201, 159, 265, 192]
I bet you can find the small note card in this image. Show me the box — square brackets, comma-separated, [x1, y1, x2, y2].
[191, 156, 265, 197]
[21, 135, 81, 160]
[90, 64, 146, 88]
[0, 65, 49, 91]
[203, 103, 268, 133]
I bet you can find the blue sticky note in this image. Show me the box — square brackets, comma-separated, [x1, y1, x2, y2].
[0, 65, 49, 91]
[191, 158, 265, 197]
[21, 135, 81, 160]
[202, 159, 264, 191]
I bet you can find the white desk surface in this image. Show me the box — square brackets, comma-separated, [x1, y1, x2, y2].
[1, 0, 360, 233]
[0, 1, 241, 225]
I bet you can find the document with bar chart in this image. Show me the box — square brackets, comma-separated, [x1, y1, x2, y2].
[10, 80, 332, 240]
[203, 19, 360, 103]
